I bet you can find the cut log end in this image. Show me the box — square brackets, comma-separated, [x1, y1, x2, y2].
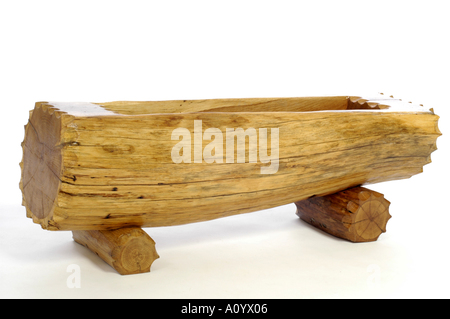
[20, 102, 63, 226]
[295, 187, 391, 243]
[351, 190, 391, 241]
[72, 227, 159, 275]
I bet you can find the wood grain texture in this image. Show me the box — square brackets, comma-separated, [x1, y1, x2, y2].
[19, 95, 440, 231]
[72, 227, 159, 275]
[295, 186, 391, 242]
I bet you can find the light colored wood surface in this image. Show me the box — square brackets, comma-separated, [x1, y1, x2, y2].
[295, 186, 391, 242]
[19, 95, 440, 231]
[72, 227, 159, 275]
[100, 96, 349, 114]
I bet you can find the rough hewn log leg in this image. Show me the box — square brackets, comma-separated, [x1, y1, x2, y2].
[295, 186, 391, 243]
[72, 227, 159, 275]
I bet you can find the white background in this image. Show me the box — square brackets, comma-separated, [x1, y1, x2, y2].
[1, 1, 449, 298]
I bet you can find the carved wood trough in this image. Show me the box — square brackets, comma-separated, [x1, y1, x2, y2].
[20, 94, 440, 274]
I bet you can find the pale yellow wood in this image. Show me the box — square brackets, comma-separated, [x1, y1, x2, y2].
[99, 96, 349, 114]
[19, 96, 441, 231]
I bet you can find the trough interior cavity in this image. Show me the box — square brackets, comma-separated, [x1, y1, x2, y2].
[97, 96, 358, 115]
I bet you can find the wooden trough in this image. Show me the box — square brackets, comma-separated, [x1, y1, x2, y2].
[20, 94, 441, 275]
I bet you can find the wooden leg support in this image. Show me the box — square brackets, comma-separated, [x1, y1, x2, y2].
[295, 186, 392, 243]
[72, 227, 159, 275]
